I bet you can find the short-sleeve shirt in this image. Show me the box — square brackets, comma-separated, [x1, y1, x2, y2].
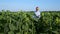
[34, 11, 40, 18]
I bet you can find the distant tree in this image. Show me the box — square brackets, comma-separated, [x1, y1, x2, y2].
[2, 10, 5, 12]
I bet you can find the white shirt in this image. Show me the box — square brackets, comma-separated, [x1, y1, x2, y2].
[34, 11, 40, 18]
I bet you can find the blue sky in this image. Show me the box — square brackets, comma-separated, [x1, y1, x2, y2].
[0, 0, 60, 11]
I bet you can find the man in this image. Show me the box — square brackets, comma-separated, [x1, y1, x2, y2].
[34, 7, 40, 18]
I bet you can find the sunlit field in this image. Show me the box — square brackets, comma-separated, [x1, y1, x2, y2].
[0, 10, 60, 34]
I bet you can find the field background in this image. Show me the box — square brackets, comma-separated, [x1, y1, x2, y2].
[0, 10, 60, 34]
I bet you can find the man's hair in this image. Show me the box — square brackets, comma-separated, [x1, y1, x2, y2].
[36, 7, 39, 9]
[36, 7, 39, 11]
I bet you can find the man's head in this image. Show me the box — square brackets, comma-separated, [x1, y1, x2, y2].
[36, 7, 39, 11]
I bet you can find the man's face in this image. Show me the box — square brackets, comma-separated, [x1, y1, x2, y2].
[36, 7, 39, 11]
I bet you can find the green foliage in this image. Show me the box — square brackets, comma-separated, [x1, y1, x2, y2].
[0, 11, 60, 34]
